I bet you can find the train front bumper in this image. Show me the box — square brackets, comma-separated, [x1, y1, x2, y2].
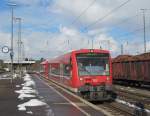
[78, 84, 113, 101]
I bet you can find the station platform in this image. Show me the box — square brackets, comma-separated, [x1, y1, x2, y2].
[0, 73, 105, 116]
[32, 74, 105, 116]
[0, 73, 29, 116]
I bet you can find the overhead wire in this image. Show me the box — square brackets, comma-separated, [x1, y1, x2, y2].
[84, 0, 132, 30]
[95, 13, 140, 34]
[108, 14, 140, 30]
[70, 0, 97, 25]
[115, 24, 150, 39]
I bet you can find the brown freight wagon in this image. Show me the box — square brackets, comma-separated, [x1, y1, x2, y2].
[112, 53, 150, 86]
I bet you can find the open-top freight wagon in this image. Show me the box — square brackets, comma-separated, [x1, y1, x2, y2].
[112, 53, 150, 86]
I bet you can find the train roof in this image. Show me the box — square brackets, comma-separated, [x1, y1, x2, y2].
[73, 49, 110, 54]
[113, 52, 150, 62]
[41, 60, 48, 65]
[48, 49, 110, 64]
[48, 53, 71, 64]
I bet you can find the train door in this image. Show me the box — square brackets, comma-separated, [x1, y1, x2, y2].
[60, 63, 63, 83]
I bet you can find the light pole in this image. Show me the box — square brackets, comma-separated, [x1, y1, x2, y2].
[14, 17, 22, 76]
[8, 3, 16, 81]
[22, 42, 25, 61]
[100, 40, 110, 50]
[141, 9, 146, 53]
[140, 9, 150, 53]
[121, 44, 123, 55]
[92, 39, 94, 49]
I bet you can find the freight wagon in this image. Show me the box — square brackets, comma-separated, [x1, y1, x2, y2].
[112, 53, 150, 86]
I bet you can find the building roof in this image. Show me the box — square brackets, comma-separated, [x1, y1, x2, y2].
[4, 60, 35, 64]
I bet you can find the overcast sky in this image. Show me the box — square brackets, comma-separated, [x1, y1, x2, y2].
[0, 0, 150, 60]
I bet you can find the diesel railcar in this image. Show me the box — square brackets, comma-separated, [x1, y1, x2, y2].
[41, 49, 113, 101]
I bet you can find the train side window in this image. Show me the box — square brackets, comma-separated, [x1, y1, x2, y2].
[106, 63, 109, 71]
[51, 64, 60, 75]
[63, 64, 71, 77]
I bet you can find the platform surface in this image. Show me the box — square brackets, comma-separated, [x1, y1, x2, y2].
[0, 73, 105, 116]
[32, 74, 105, 116]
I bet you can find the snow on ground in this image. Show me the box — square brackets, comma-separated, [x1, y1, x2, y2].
[22, 86, 33, 90]
[21, 74, 35, 87]
[26, 111, 33, 114]
[15, 73, 48, 114]
[16, 85, 21, 88]
[15, 74, 37, 100]
[18, 94, 36, 100]
[13, 73, 19, 79]
[3, 74, 9, 78]
[0, 74, 11, 79]
[116, 99, 150, 114]
[15, 89, 37, 94]
[18, 99, 47, 111]
[120, 87, 135, 92]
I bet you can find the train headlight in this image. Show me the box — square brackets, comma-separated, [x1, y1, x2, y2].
[80, 78, 83, 81]
[106, 76, 110, 81]
[90, 49, 94, 52]
[93, 79, 97, 82]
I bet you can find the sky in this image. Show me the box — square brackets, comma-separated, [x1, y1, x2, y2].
[0, 0, 150, 60]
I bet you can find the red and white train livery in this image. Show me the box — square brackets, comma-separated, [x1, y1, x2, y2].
[41, 49, 113, 101]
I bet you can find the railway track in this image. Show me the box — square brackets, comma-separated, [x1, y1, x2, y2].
[114, 85, 150, 98]
[97, 102, 134, 116]
[35, 73, 142, 116]
[114, 85, 150, 110]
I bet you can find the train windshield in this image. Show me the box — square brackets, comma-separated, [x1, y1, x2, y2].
[76, 53, 110, 76]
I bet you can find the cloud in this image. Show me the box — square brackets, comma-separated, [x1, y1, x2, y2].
[8, 0, 51, 6]
[50, 0, 112, 24]
[121, 40, 150, 55]
[94, 34, 118, 52]
[20, 26, 119, 59]
[1, 0, 150, 60]
[0, 32, 10, 52]
[50, 0, 150, 30]
[0, 32, 11, 60]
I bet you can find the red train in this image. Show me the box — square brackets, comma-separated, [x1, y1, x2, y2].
[112, 53, 150, 86]
[41, 49, 113, 101]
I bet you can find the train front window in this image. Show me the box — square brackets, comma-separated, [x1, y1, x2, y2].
[76, 53, 110, 76]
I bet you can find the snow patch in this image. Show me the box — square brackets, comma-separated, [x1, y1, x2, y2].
[15, 89, 37, 94]
[0, 74, 11, 79]
[26, 111, 33, 114]
[22, 86, 32, 90]
[128, 89, 135, 92]
[116, 99, 135, 108]
[22, 80, 35, 87]
[16, 85, 21, 88]
[23, 74, 31, 81]
[3, 74, 8, 78]
[15, 73, 37, 100]
[21, 74, 35, 87]
[120, 88, 124, 90]
[13, 73, 19, 79]
[116, 99, 150, 113]
[16, 73, 48, 113]
[18, 99, 47, 111]
[18, 93, 36, 100]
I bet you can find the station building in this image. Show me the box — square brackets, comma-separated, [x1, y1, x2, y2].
[4, 60, 36, 72]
